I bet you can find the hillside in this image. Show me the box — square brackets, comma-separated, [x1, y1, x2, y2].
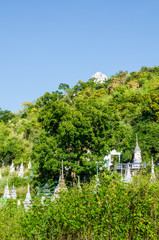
[0, 66, 159, 185]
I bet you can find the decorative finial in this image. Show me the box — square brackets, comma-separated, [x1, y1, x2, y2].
[136, 133, 138, 146]
[61, 160, 64, 180]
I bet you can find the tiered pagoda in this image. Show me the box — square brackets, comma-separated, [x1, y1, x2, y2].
[53, 160, 68, 199]
[133, 134, 142, 164]
[3, 179, 10, 200]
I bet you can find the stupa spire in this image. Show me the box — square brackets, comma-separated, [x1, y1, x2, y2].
[28, 160, 31, 170]
[61, 160, 64, 180]
[11, 184, 17, 199]
[3, 179, 10, 200]
[23, 183, 32, 210]
[151, 157, 156, 181]
[136, 133, 138, 146]
[52, 160, 68, 199]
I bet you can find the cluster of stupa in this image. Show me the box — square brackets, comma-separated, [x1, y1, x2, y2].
[8, 160, 31, 179]
[0, 160, 32, 210]
[1, 180, 32, 210]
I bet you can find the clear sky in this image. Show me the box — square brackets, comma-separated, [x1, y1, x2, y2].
[0, 0, 159, 112]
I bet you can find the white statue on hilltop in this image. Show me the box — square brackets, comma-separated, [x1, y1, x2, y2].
[92, 72, 108, 84]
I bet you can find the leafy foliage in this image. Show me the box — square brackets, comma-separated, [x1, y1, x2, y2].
[0, 174, 159, 239]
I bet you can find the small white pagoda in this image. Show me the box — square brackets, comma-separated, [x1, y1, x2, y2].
[121, 164, 132, 183]
[18, 162, 24, 178]
[151, 157, 156, 181]
[28, 161, 31, 170]
[23, 184, 32, 210]
[133, 134, 142, 164]
[125, 164, 132, 183]
[11, 184, 16, 199]
[3, 179, 10, 200]
[53, 160, 68, 199]
[9, 161, 15, 174]
[117, 134, 145, 176]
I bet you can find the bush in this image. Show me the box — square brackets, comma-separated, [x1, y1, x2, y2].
[0, 173, 159, 239]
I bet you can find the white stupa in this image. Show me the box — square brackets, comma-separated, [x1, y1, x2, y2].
[23, 184, 32, 210]
[133, 134, 142, 163]
[3, 179, 10, 200]
[9, 161, 15, 174]
[0, 169, 2, 179]
[126, 164, 132, 183]
[11, 184, 16, 199]
[28, 160, 31, 170]
[92, 72, 108, 84]
[18, 162, 24, 178]
[122, 164, 132, 183]
[151, 157, 156, 181]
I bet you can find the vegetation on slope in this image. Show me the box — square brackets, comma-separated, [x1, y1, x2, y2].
[0, 173, 159, 239]
[0, 66, 159, 186]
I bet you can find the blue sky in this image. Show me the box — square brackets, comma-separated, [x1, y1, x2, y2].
[0, 0, 159, 112]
